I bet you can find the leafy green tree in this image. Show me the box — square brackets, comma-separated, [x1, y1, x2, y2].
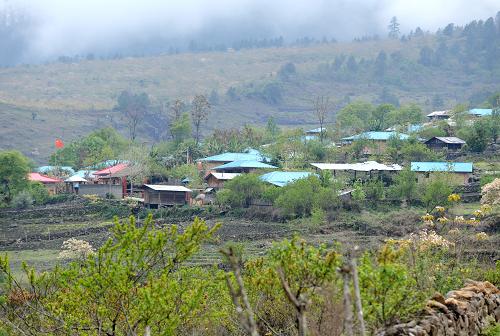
[217, 174, 267, 208]
[29, 182, 49, 205]
[336, 101, 375, 133]
[461, 120, 490, 152]
[390, 167, 418, 204]
[0, 150, 31, 204]
[370, 104, 395, 130]
[265, 117, 280, 141]
[170, 112, 192, 145]
[0, 215, 225, 335]
[388, 103, 423, 126]
[420, 173, 454, 211]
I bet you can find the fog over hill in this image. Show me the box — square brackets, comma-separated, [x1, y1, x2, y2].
[1, 0, 498, 64]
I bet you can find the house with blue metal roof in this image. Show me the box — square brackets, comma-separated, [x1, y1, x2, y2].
[260, 171, 315, 187]
[341, 131, 410, 155]
[199, 149, 269, 170]
[411, 162, 473, 185]
[212, 160, 277, 173]
[469, 108, 493, 117]
[36, 166, 75, 176]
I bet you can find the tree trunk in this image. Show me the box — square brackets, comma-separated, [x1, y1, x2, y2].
[350, 258, 366, 336]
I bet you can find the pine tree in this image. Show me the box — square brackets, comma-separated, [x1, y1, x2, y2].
[388, 17, 400, 39]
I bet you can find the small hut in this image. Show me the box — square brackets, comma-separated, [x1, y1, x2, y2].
[143, 184, 192, 208]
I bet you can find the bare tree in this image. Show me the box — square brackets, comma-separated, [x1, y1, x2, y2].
[277, 268, 309, 336]
[191, 95, 211, 145]
[221, 246, 259, 336]
[117, 90, 150, 141]
[312, 96, 331, 142]
[170, 99, 185, 121]
[340, 263, 354, 336]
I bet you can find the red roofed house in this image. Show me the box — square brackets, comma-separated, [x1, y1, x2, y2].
[29, 173, 63, 195]
[92, 163, 129, 198]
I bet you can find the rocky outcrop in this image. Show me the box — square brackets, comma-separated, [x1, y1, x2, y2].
[376, 280, 500, 336]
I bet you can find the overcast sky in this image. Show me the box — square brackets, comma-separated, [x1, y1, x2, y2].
[3, 0, 499, 59]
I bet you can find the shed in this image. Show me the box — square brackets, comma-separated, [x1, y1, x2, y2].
[143, 184, 192, 208]
[204, 172, 241, 189]
[212, 160, 277, 173]
[424, 137, 465, 152]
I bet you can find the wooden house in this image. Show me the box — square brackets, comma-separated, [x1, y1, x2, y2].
[204, 172, 240, 189]
[143, 184, 192, 208]
[424, 137, 465, 152]
[426, 110, 451, 121]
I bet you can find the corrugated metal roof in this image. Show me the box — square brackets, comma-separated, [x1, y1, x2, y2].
[311, 161, 402, 172]
[199, 152, 268, 162]
[94, 163, 129, 176]
[144, 184, 192, 192]
[204, 172, 241, 180]
[408, 124, 424, 132]
[213, 160, 277, 171]
[426, 110, 451, 117]
[342, 131, 410, 141]
[36, 166, 75, 175]
[306, 127, 327, 134]
[260, 171, 314, 187]
[73, 170, 96, 179]
[469, 108, 492, 117]
[427, 137, 466, 144]
[29, 173, 62, 183]
[410, 162, 473, 173]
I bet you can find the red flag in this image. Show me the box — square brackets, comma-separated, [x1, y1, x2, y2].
[55, 139, 64, 149]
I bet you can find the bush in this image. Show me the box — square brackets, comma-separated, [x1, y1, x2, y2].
[216, 174, 266, 208]
[28, 182, 49, 204]
[11, 191, 33, 209]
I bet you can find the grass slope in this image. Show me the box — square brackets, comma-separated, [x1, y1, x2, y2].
[0, 35, 498, 162]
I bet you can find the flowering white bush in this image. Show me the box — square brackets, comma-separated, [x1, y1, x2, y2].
[481, 178, 500, 205]
[408, 230, 454, 251]
[58, 238, 95, 260]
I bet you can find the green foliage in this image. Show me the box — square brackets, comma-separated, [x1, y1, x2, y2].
[170, 112, 193, 145]
[359, 244, 426, 327]
[388, 103, 423, 127]
[28, 182, 49, 205]
[364, 179, 385, 203]
[217, 174, 267, 208]
[336, 101, 375, 134]
[420, 173, 455, 211]
[460, 119, 490, 152]
[168, 164, 202, 187]
[352, 180, 366, 204]
[0, 215, 225, 335]
[0, 150, 31, 204]
[390, 167, 418, 204]
[275, 176, 340, 218]
[50, 127, 129, 168]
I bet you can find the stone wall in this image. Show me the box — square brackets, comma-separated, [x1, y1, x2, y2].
[376, 280, 500, 336]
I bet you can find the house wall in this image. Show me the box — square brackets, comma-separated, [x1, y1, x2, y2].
[206, 176, 225, 189]
[144, 190, 189, 207]
[79, 184, 123, 198]
[416, 172, 470, 185]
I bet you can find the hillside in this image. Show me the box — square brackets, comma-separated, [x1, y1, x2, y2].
[0, 30, 499, 162]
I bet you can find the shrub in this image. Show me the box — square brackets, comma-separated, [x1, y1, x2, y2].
[481, 178, 500, 205]
[11, 191, 33, 209]
[217, 174, 266, 208]
[28, 182, 49, 204]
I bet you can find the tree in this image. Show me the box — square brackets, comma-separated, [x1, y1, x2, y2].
[170, 99, 186, 121]
[462, 120, 489, 152]
[346, 55, 358, 72]
[420, 173, 454, 212]
[388, 17, 400, 39]
[116, 90, 150, 140]
[0, 151, 31, 204]
[312, 96, 331, 142]
[191, 94, 211, 145]
[217, 174, 267, 208]
[170, 113, 192, 145]
[388, 103, 423, 126]
[391, 167, 418, 205]
[419, 47, 434, 66]
[370, 103, 395, 131]
[336, 101, 375, 133]
[265, 117, 280, 141]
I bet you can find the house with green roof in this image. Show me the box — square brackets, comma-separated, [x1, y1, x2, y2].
[341, 131, 410, 155]
[212, 160, 277, 173]
[260, 171, 314, 187]
[410, 162, 473, 185]
[198, 149, 269, 170]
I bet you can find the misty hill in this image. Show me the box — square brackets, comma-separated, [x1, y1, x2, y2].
[0, 15, 499, 162]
